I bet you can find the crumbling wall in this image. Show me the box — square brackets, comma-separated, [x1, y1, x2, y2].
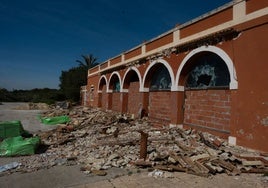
[83, 1, 268, 152]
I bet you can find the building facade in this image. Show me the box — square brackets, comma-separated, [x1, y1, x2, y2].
[83, 0, 268, 152]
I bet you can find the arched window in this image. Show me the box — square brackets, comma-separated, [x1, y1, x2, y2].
[186, 53, 230, 89]
[109, 72, 121, 92]
[150, 65, 171, 91]
[98, 76, 107, 92]
[113, 80, 120, 92]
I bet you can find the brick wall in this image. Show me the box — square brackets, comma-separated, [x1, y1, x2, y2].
[101, 87, 107, 109]
[184, 90, 231, 132]
[127, 82, 142, 117]
[111, 93, 121, 112]
[149, 91, 171, 126]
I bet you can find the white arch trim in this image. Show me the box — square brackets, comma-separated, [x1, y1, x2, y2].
[122, 66, 143, 92]
[142, 58, 176, 92]
[175, 45, 238, 91]
[98, 75, 108, 93]
[108, 71, 123, 93]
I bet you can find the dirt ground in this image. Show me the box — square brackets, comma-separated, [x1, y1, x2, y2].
[0, 102, 57, 133]
[0, 102, 267, 188]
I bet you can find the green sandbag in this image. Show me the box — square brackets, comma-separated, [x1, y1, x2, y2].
[0, 136, 40, 157]
[38, 115, 70, 125]
[0, 120, 31, 140]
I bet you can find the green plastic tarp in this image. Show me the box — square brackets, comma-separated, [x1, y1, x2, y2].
[0, 136, 40, 157]
[38, 115, 70, 125]
[0, 120, 31, 140]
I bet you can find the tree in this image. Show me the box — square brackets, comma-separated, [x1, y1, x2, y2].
[76, 54, 98, 69]
[59, 54, 98, 102]
[76, 54, 98, 86]
[59, 67, 83, 102]
[0, 88, 64, 104]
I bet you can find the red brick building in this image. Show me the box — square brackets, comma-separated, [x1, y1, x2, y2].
[83, 0, 268, 152]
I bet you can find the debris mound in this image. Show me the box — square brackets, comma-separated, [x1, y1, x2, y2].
[1, 106, 267, 177]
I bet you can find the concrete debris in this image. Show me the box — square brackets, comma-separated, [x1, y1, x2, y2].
[0, 162, 21, 173]
[55, 101, 71, 109]
[148, 169, 174, 178]
[1, 106, 268, 177]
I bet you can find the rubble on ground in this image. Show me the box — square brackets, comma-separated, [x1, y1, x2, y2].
[1, 106, 268, 177]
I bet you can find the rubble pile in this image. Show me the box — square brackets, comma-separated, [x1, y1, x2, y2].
[2, 106, 268, 177]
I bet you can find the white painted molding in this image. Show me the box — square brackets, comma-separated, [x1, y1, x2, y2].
[140, 87, 149, 92]
[122, 67, 143, 91]
[121, 89, 129, 93]
[233, 0, 246, 20]
[175, 45, 238, 90]
[142, 44, 146, 54]
[171, 85, 177, 91]
[108, 71, 122, 92]
[173, 29, 180, 44]
[178, 86, 185, 91]
[121, 54, 125, 62]
[171, 85, 185, 92]
[107, 89, 113, 93]
[88, 6, 268, 78]
[142, 58, 175, 91]
[97, 75, 108, 93]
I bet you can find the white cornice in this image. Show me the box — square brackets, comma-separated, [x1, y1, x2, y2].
[88, 4, 268, 77]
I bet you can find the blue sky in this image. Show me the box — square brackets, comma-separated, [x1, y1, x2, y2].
[0, 0, 231, 90]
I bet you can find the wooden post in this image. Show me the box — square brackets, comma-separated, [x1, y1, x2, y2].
[139, 131, 148, 160]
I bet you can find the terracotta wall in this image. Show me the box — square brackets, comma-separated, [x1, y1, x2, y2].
[230, 21, 268, 152]
[89, 66, 99, 74]
[110, 56, 122, 66]
[180, 8, 232, 39]
[100, 62, 108, 70]
[125, 47, 142, 60]
[246, 0, 268, 14]
[146, 33, 173, 52]
[84, 1, 268, 152]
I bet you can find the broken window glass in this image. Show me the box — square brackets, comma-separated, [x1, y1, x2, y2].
[150, 65, 171, 91]
[186, 53, 230, 89]
[113, 80, 120, 92]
